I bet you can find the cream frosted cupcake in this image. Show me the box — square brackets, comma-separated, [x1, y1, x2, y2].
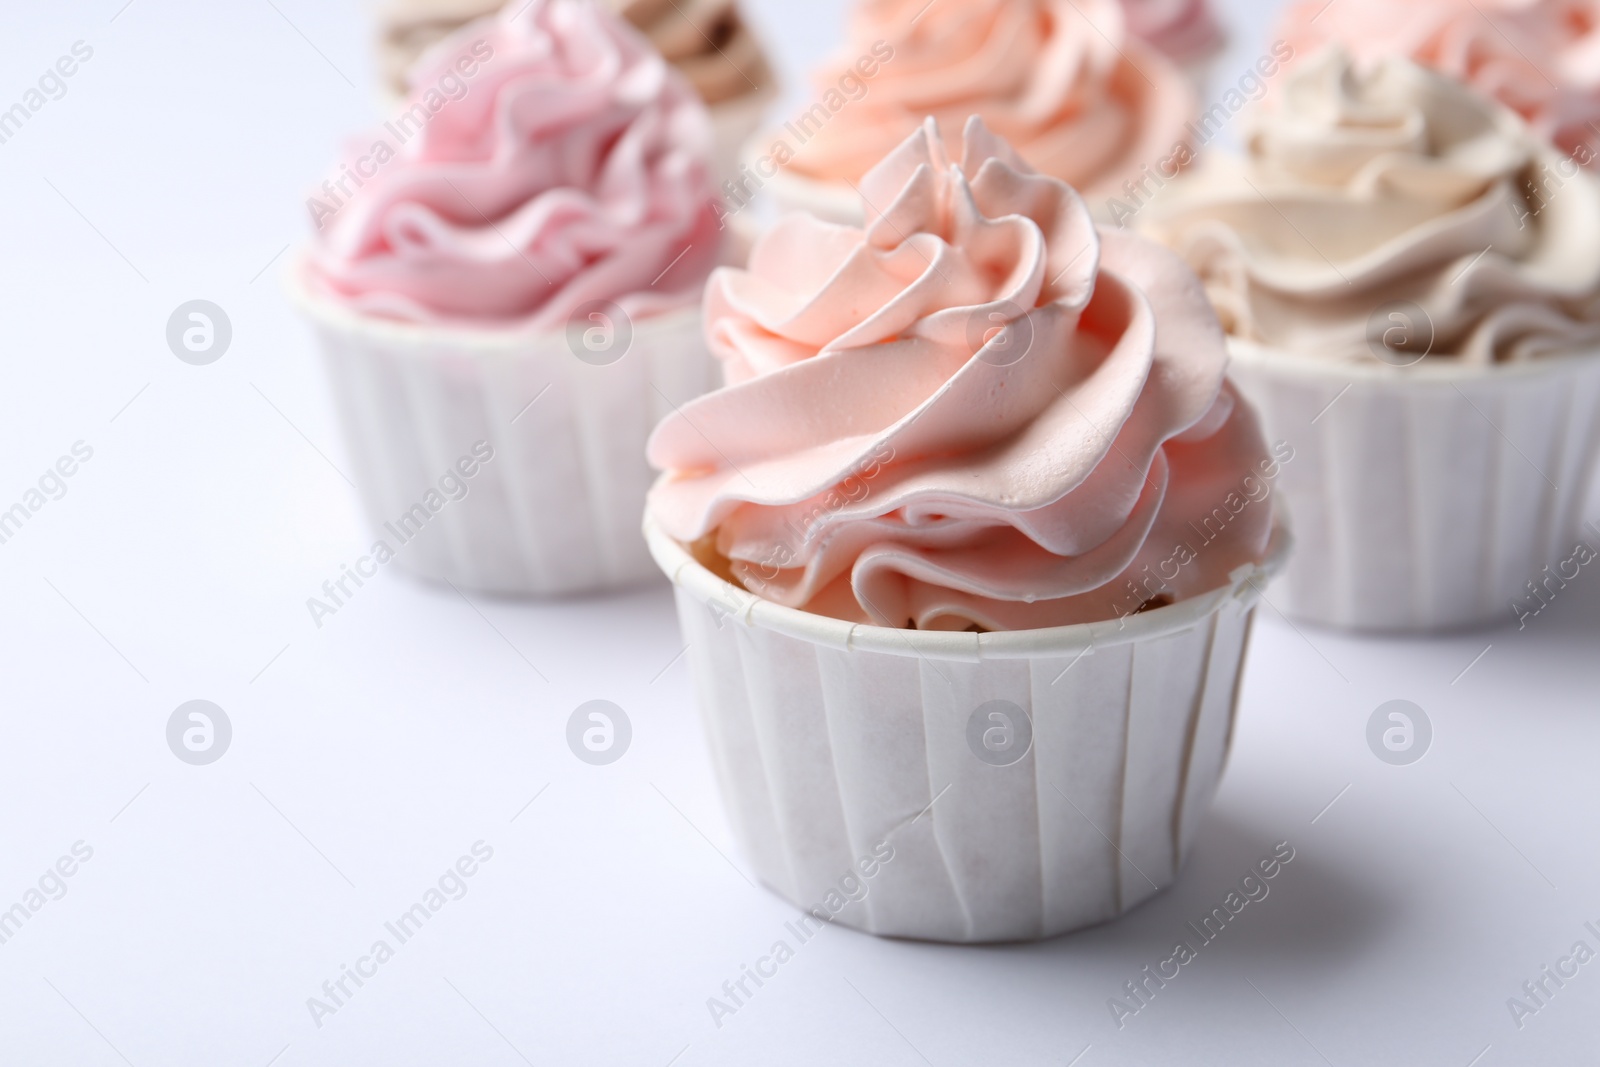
[1140, 48, 1600, 631]
[371, 0, 776, 184]
[1277, 0, 1600, 165]
[291, 0, 723, 595]
[741, 0, 1197, 228]
[645, 117, 1289, 942]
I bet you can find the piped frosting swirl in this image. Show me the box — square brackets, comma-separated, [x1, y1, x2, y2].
[648, 117, 1274, 630]
[777, 0, 1196, 202]
[309, 0, 723, 330]
[1141, 47, 1600, 363]
[1277, 0, 1600, 165]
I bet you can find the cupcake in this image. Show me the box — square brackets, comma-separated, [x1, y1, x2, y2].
[644, 117, 1289, 942]
[1277, 0, 1600, 165]
[742, 0, 1196, 227]
[1140, 48, 1600, 631]
[291, 0, 723, 595]
[372, 0, 776, 184]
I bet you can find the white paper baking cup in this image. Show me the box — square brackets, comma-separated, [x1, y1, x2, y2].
[1228, 341, 1600, 631]
[644, 515, 1290, 943]
[289, 268, 717, 596]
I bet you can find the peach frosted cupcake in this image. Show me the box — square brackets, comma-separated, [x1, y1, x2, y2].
[291, 0, 723, 595]
[1141, 49, 1600, 631]
[371, 0, 776, 184]
[644, 117, 1289, 942]
[740, 0, 1196, 227]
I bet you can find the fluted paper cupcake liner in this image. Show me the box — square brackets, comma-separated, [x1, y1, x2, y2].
[290, 272, 716, 596]
[645, 517, 1290, 943]
[1228, 342, 1600, 631]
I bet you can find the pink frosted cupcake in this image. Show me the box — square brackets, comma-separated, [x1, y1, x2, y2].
[742, 0, 1196, 227]
[1141, 49, 1600, 630]
[371, 0, 777, 184]
[1278, 0, 1600, 164]
[291, 0, 723, 595]
[644, 117, 1289, 942]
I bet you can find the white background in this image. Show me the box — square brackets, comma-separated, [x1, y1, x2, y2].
[2, 1, 1598, 1064]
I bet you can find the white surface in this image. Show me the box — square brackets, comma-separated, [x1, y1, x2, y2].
[1, 1, 1597, 1065]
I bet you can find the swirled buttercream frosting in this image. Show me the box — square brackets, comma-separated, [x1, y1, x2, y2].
[1140, 47, 1600, 363]
[307, 0, 723, 329]
[777, 0, 1196, 202]
[1278, 0, 1600, 165]
[648, 117, 1275, 630]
